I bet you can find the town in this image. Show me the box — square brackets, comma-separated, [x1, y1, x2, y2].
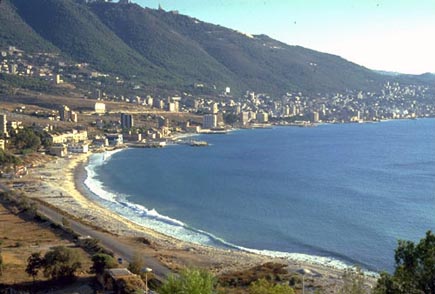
[1, 45, 434, 162]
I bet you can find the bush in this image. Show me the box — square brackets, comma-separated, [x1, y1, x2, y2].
[159, 268, 216, 294]
[127, 252, 145, 275]
[248, 278, 295, 294]
[91, 253, 118, 275]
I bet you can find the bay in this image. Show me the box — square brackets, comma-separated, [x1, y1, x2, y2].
[86, 118, 435, 272]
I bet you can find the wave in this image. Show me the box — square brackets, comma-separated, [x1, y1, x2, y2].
[83, 150, 378, 276]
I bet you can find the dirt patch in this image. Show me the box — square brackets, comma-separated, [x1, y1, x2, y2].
[0, 203, 92, 286]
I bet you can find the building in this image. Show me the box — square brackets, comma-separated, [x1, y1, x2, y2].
[94, 89, 102, 100]
[120, 113, 134, 129]
[67, 143, 89, 153]
[311, 111, 320, 123]
[7, 121, 23, 134]
[106, 134, 123, 146]
[157, 116, 169, 128]
[59, 105, 71, 121]
[240, 112, 250, 126]
[49, 144, 68, 157]
[123, 133, 142, 142]
[203, 114, 217, 129]
[55, 74, 63, 84]
[0, 114, 8, 137]
[257, 112, 269, 123]
[95, 102, 106, 114]
[98, 268, 144, 293]
[10, 64, 17, 75]
[49, 130, 88, 144]
[168, 102, 177, 112]
[212, 103, 219, 114]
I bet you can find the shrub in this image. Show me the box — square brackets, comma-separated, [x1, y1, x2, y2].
[248, 278, 295, 294]
[91, 253, 118, 275]
[159, 268, 216, 294]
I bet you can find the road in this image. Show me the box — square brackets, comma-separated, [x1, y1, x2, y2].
[0, 182, 171, 278]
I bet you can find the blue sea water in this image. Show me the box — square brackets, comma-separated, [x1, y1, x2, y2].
[85, 119, 435, 272]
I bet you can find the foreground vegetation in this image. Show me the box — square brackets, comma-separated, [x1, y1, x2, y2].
[1, 186, 433, 293]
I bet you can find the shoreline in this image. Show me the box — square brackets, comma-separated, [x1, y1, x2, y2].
[18, 150, 378, 290]
[81, 149, 378, 276]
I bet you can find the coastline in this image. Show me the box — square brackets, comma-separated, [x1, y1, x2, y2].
[19, 150, 377, 289]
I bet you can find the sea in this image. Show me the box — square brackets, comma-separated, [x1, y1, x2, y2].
[84, 118, 435, 272]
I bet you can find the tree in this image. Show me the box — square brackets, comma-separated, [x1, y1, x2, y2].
[248, 278, 295, 294]
[43, 246, 82, 280]
[159, 268, 216, 294]
[12, 127, 41, 152]
[374, 231, 435, 294]
[26, 252, 44, 282]
[0, 149, 22, 166]
[91, 253, 118, 275]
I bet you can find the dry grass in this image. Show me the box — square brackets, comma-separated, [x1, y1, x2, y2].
[0, 203, 92, 286]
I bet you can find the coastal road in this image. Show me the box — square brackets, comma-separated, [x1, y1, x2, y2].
[0, 182, 171, 278]
[36, 205, 171, 277]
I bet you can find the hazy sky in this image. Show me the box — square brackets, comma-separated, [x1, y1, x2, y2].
[135, 0, 435, 74]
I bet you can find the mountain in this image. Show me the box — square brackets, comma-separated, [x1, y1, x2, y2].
[89, 2, 242, 91]
[0, 0, 433, 96]
[0, 0, 56, 52]
[10, 0, 168, 85]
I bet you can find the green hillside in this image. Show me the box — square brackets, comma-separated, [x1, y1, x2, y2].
[89, 2, 243, 91]
[10, 0, 167, 84]
[0, 0, 432, 96]
[0, 0, 56, 52]
[151, 10, 385, 94]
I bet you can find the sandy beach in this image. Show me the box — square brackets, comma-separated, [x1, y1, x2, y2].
[16, 151, 376, 291]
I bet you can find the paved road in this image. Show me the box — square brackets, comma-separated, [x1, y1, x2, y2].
[0, 182, 171, 278]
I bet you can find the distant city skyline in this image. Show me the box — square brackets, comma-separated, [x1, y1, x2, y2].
[135, 0, 435, 75]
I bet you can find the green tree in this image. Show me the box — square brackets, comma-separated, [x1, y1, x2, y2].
[13, 128, 41, 152]
[127, 252, 145, 275]
[42, 246, 82, 280]
[338, 267, 369, 294]
[374, 231, 435, 294]
[159, 268, 216, 294]
[248, 278, 295, 294]
[91, 253, 118, 275]
[26, 252, 44, 282]
[0, 149, 22, 166]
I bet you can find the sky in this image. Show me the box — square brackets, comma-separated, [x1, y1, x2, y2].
[134, 0, 435, 75]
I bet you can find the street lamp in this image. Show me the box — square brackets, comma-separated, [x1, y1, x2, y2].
[143, 267, 152, 294]
[299, 268, 311, 294]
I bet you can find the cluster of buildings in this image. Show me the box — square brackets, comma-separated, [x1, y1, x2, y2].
[0, 46, 111, 89]
[199, 82, 434, 125]
[0, 113, 24, 140]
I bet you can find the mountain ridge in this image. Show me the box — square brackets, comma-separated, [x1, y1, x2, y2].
[0, 0, 433, 96]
